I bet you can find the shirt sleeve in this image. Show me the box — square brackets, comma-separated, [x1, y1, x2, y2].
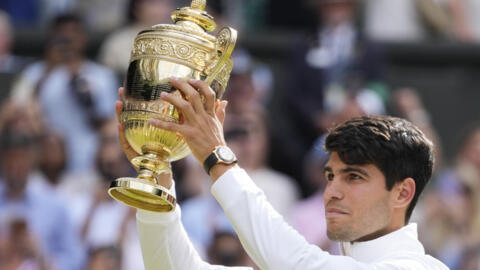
[211, 168, 416, 270]
[136, 183, 252, 270]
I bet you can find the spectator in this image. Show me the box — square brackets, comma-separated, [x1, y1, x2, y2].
[11, 14, 118, 173]
[27, 130, 101, 202]
[98, 0, 174, 76]
[0, 130, 84, 270]
[0, 98, 45, 137]
[207, 231, 253, 268]
[37, 133, 66, 189]
[28, 132, 72, 198]
[0, 217, 52, 270]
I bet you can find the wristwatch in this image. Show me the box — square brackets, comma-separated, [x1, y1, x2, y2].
[203, 146, 238, 175]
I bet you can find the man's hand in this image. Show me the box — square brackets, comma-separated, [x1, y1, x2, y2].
[149, 77, 236, 181]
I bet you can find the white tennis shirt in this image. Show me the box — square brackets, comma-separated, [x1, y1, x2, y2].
[136, 167, 449, 270]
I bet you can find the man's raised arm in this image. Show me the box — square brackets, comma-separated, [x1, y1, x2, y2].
[136, 184, 251, 270]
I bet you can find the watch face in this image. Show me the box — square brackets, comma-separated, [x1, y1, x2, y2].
[217, 146, 235, 162]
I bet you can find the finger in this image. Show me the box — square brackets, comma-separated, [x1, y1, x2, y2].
[118, 123, 138, 161]
[170, 77, 204, 113]
[118, 87, 125, 100]
[149, 118, 186, 134]
[188, 79, 216, 115]
[115, 100, 123, 123]
[215, 100, 228, 125]
[160, 91, 196, 121]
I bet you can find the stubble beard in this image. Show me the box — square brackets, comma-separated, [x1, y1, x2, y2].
[326, 197, 391, 242]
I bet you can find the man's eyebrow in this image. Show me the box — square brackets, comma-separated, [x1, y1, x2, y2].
[323, 166, 333, 174]
[339, 167, 370, 177]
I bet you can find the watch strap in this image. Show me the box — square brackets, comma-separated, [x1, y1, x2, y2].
[203, 151, 219, 175]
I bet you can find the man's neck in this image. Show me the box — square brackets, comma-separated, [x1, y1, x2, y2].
[353, 225, 403, 243]
[354, 214, 406, 242]
[65, 57, 84, 75]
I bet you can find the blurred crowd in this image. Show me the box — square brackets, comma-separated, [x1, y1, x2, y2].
[0, 0, 479, 269]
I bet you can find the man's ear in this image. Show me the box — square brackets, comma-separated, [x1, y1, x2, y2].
[392, 178, 416, 209]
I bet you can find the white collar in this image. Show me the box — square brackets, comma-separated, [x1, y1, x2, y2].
[340, 223, 425, 263]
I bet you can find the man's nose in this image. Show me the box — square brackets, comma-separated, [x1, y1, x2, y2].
[324, 178, 344, 201]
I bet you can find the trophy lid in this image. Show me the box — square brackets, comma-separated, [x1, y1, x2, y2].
[170, 0, 216, 32]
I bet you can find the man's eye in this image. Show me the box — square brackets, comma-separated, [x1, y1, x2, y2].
[348, 174, 362, 181]
[326, 173, 334, 181]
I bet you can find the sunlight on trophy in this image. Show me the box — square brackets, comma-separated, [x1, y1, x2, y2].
[108, 0, 237, 212]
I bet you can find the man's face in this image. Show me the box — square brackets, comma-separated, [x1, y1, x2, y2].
[49, 21, 86, 60]
[97, 142, 130, 182]
[1, 148, 34, 194]
[323, 152, 394, 242]
[319, 2, 355, 27]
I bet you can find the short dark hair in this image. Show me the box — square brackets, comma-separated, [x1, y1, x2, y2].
[50, 13, 83, 30]
[324, 115, 434, 222]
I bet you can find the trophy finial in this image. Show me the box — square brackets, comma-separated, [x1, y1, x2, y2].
[191, 0, 206, 11]
[171, 0, 216, 32]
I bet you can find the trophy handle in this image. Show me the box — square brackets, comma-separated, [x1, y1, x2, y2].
[204, 27, 237, 92]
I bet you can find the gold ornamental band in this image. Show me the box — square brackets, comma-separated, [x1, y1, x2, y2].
[131, 32, 215, 71]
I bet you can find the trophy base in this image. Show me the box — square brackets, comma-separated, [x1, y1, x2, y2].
[108, 177, 176, 212]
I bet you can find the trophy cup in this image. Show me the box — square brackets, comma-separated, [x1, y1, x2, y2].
[108, 0, 237, 212]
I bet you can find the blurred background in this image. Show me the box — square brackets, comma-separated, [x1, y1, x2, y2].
[0, 0, 479, 269]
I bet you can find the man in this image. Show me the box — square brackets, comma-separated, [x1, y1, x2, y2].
[116, 78, 448, 269]
[12, 14, 118, 173]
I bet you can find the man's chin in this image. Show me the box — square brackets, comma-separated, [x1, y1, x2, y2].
[326, 225, 354, 242]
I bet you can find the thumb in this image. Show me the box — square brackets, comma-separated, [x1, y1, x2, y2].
[215, 100, 228, 124]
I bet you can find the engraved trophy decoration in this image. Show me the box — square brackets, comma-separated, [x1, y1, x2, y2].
[108, 0, 237, 212]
